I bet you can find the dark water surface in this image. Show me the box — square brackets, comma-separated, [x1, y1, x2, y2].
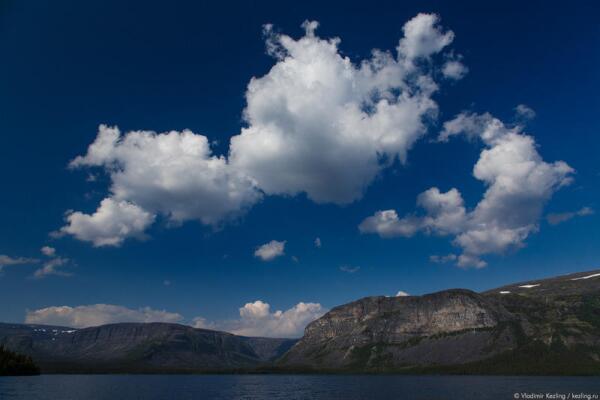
[1, 374, 599, 400]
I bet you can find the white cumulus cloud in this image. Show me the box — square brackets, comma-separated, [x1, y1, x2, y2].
[359, 187, 466, 237]
[62, 14, 461, 246]
[360, 111, 574, 268]
[359, 209, 422, 238]
[194, 300, 325, 338]
[64, 126, 260, 246]
[397, 13, 454, 62]
[229, 14, 453, 204]
[25, 304, 184, 328]
[58, 197, 156, 247]
[239, 300, 271, 319]
[254, 240, 286, 261]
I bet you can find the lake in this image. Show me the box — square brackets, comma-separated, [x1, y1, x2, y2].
[1, 375, 599, 399]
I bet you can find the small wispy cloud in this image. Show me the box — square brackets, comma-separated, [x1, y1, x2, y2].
[34, 246, 72, 278]
[0, 255, 39, 272]
[546, 207, 594, 225]
[429, 254, 458, 264]
[40, 246, 56, 257]
[514, 104, 536, 120]
[339, 265, 360, 273]
[34, 258, 71, 279]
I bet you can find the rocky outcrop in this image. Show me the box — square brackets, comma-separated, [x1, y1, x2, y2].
[279, 269, 600, 373]
[280, 289, 515, 369]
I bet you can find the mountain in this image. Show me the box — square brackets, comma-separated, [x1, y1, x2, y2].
[0, 322, 296, 373]
[2, 269, 599, 374]
[278, 269, 600, 375]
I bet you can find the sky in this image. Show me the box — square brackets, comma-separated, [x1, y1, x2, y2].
[0, 0, 599, 338]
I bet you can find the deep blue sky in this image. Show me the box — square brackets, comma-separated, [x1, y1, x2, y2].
[0, 0, 598, 326]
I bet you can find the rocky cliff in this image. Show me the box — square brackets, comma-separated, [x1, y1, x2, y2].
[279, 269, 600, 374]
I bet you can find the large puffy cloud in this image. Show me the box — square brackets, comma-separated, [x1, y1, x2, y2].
[25, 304, 184, 328]
[360, 111, 574, 268]
[452, 114, 573, 266]
[194, 300, 325, 338]
[62, 14, 460, 246]
[229, 14, 453, 204]
[64, 126, 260, 246]
[70, 126, 261, 225]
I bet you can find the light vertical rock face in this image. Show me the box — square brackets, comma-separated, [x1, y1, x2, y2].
[280, 269, 600, 372]
[281, 289, 511, 368]
[305, 289, 499, 340]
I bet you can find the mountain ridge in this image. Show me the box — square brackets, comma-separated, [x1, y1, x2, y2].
[2, 268, 600, 374]
[0, 321, 297, 373]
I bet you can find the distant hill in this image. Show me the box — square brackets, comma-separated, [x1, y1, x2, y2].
[0, 345, 39, 376]
[0, 322, 296, 373]
[2, 269, 600, 374]
[279, 269, 600, 375]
